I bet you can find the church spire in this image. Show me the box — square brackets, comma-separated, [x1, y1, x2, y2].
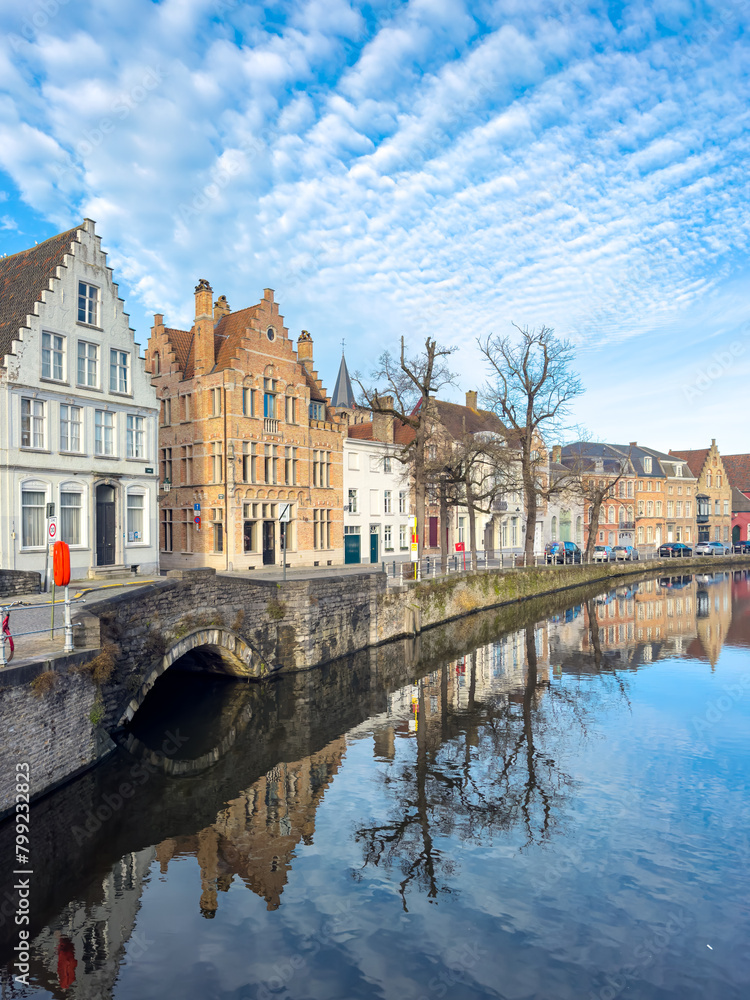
[331, 350, 355, 409]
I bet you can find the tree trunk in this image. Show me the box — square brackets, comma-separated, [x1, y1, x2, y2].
[466, 473, 478, 570]
[586, 500, 602, 561]
[414, 420, 427, 562]
[524, 469, 537, 562]
[439, 477, 448, 573]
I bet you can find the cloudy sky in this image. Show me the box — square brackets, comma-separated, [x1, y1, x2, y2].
[1, 0, 748, 450]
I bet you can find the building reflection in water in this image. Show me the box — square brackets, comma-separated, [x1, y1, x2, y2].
[16, 570, 750, 994]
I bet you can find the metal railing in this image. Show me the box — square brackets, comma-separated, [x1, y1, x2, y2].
[264, 417, 279, 434]
[1, 588, 84, 666]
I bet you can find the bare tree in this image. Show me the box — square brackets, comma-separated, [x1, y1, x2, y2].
[556, 442, 631, 561]
[479, 325, 584, 561]
[353, 337, 457, 559]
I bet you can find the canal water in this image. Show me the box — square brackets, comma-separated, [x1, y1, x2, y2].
[2, 569, 750, 999]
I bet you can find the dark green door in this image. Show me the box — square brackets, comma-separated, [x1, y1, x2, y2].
[344, 535, 360, 564]
[370, 532, 379, 563]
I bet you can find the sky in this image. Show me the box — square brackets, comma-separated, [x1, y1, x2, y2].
[1, 0, 748, 451]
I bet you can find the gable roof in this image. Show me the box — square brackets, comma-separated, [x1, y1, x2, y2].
[0, 224, 81, 360]
[732, 487, 750, 513]
[722, 454, 750, 493]
[669, 449, 710, 479]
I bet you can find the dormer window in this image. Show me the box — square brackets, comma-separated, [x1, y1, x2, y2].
[643, 457, 652, 474]
[309, 401, 324, 421]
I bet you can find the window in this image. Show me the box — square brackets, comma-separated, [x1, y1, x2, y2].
[21, 398, 45, 449]
[685, 501, 692, 517]
[243, 508, 258, 553]
[313, 451, 331, 487]
[285, 396, 296, 423]
[383, 456, 392, 473]
[284, 446, 298, 485]
[706, 471, 712, 487]
[313, 508, 331, 549]
[348, 488, 358, 514]
[60, 491, 81, 545]
[384, 524, 393, 550]
[161, 398, 171, 425]
[724, 500, 729, 516]
[181, 509, 193, 552]
[152, 352, 160, 375]
[724, 526, 729, 541]
[242, 387, 255, 417]
[42, 332, 65, 380]
[647, 480, 653, 492]
[427, 444, 437, 461]
[212, 441, 223, 482]
[21, 490, 46, 547]
[242, 442, 256, 483]
[647, 526, 653, 543]
[77, 341, 98, 387]
[264, 379, 277, 419]
[127, 414, 145, 458]
[637, 481, 643, 491]
[347, 451, 360, 471]
[181, 394, 192, 421]
[264, 444, 277, 483]
[643, 457, 652, 473]
[211, 387, 222, 417]
[211, 508, 223, 552]
[110, 349, 129, 393]
[714, 526, 720, 541]
[60, 404, 82, 452]
[399, 490, 408, 515]
[638, 526, 644, 543]
[127, 493, 144, 541]
[637, 500, 644, 516]
[655, 501, 662, 516]
[95, 410, 115, 455]
[309, 401, 324, 421]
[162, 508, 173, 551]
[458, 517, 466, 544]
[627, 480, 633, 497]
[182, 444, 193, 485]
[618, 481, 625, 498]
[714, 499, 720, 516]
[675, 501, 682, 517]
[399, 524, 408, 549]
[667, 501, 673, 517]
[78, 281, 98, 325]
[608, 505, 615, 523]
[717, 474, 722, 487]
[384, 490, 392, 514]
[685, 527, 691, 542]
[161, 447, 172, 484]
[646, 501, 653, 517]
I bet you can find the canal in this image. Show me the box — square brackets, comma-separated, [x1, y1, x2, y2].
[2, 569, 750, 999]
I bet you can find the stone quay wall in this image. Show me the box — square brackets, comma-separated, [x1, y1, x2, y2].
[0, 570, 41, 599]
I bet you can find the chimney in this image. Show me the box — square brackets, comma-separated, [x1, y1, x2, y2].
[465, 390, 478, 410]
[372, 394, 395, 443]
[629, 441, 637, 448]
[214, 295, 230, 321]
[263, 288, 275, 302]
[552, 445, 562, 464]
[297, 330, 313, 367]
[193, 279, 214, 375]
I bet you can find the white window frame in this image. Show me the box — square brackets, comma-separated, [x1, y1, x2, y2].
[95, 409, 116, 456]
[60, 403, 82, 453]
[126, 489, 148, 545]
[41, 332, 65, 381]
[77, 340, 99, 388]
[78, 281, 99, 326]
[127, 414, 145, 459]
[20, 482, 49, 550]
[21, 398, 46, 449]
[59, 484, 85, 547]
[110, 349, 130, 394]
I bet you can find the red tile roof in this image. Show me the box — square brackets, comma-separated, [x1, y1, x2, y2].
[669, 449, 710, 479]
[0, 225, 81, 359]
[348, 423, 374, 439]
[723, 454, 750, 492]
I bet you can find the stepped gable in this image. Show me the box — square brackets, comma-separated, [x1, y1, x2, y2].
[0, 224, 82, 359]
[723, 454, 750, 493]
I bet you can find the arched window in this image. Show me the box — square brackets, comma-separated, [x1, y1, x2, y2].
[619, 507, 626, 523]
[627, 505, 634, 521]
[656, 501, 662, 516]
[638, 500, 644, 516]
[706, 471, 712, 487]
[716, 473, 722, 487]
[627, 480, 633, 497]
[618, 481, 625, 497]
[647, 501, 653, 516]
[608, 505, 615, 523]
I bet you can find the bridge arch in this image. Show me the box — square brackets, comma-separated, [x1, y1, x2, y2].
[119, 627, 262, 726]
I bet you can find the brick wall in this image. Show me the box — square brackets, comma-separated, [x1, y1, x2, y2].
[0, 570, 41, 599]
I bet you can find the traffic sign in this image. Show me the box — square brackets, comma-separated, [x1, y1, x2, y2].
[278, 503, 292, 523]
[47, 517, 58, 542]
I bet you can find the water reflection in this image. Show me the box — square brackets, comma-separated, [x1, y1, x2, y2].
[3, 569, 750, 999]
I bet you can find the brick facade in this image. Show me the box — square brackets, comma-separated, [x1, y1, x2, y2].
[146, 283, 345, 569]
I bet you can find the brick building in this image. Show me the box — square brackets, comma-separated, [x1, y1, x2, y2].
[722, 453, 750, 544]
[670, 440, 733, 546]
[146, 282, 344, 570]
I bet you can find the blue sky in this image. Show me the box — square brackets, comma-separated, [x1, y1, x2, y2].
[1, 0, 748, 450]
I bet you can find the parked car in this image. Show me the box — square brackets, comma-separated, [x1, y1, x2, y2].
[733, 541, 750, 554]
[659, 542, 693, 558]
[695, 541, 729, 556]
[592, 545, 613, 562]
[612, 545, 639, 561]
[545, 541, 582, 564]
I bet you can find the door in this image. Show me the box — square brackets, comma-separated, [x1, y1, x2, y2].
[262, 520, 275, 565]
[344, 535, 361, 564]
[96, 484, 116, 566]
[370, 531, 379, 563]
[733, 525, 740, 545]
[429, 517, 438, 548]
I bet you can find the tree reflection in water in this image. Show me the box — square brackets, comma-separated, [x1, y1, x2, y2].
[354, 624, 603, 910]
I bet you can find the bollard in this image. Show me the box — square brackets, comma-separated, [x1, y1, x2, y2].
[393, 560, 396, 577]
[63, 585, 74, 653]
[0, 605, 7, 667]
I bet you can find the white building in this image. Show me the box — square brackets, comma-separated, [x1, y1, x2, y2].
[343, 433, 411, 564]
[0, 220, 159, 580]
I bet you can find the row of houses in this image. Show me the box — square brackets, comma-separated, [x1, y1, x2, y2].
[1, 220, 748, 580]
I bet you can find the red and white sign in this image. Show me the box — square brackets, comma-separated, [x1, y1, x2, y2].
[47, 517, 58, 542]
[455, 542, 465, 552]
